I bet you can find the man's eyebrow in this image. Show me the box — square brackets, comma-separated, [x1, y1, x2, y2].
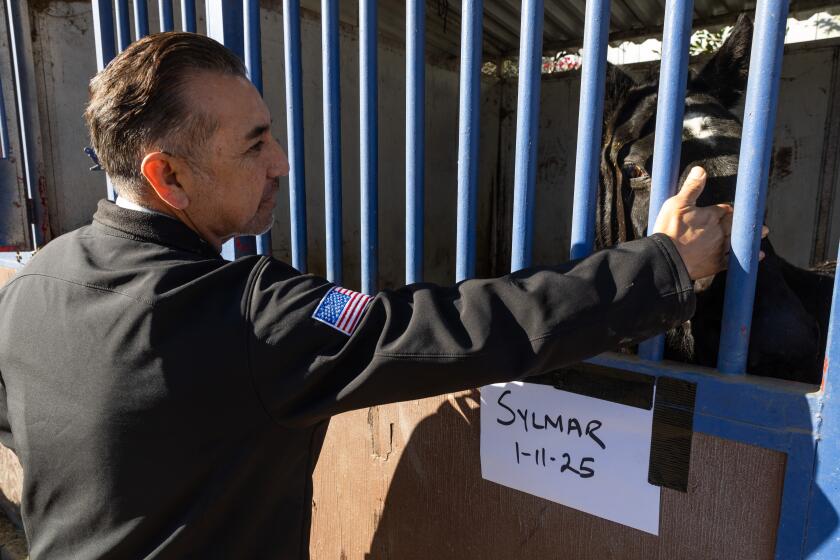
[245, 123, 271, 141]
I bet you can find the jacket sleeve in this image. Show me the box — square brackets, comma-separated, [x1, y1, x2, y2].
[245, 234, 695, 426]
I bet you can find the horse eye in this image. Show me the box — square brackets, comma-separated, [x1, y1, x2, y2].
[622, 162, 648, 180]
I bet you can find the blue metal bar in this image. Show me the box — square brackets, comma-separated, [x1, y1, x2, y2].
[0, 73, 10, 159]
[718, 0, 789, 374]
[181, 0, 196, 33]
[115, 0, 132, 52]
[91, 1, 117, 73]
[360, 0, 378, 294]
[243, 0, 271, 256]
[406, 0, 425, 284]
[805, 240, 840, 557]
[134, 0, 150, 39]
[206, 1, 250, 259]
[159, 0, 174, 32]
[569, 0, 610, 261]
[283, 0, 308, 272]
[455, 0, 482, 283]
[638, 0, 694, 361]
[91, 0, 117, 201]
[6, 1, 48, 246]
[510, 0, 544, 272]
[206, 2, 244, 57]
[322, 0, 343, 283]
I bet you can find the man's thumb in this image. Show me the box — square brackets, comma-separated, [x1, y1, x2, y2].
[675, 167, 707, 206]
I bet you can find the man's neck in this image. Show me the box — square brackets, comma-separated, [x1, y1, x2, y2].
[114, 195, 224, 253]
[115, 195, 178, 221]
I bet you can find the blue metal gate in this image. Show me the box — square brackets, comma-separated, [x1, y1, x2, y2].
[50, 0, 840, 557]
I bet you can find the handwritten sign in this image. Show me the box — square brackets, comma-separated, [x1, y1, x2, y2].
[480, 382, 660, 535]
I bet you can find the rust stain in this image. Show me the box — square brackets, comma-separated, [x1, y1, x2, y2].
[771, 146, 794, 180]
[37, 175, 51, 241]
[822, 357, 829, 391]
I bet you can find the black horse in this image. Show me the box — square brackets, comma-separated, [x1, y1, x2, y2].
[599, 14, 835, 384]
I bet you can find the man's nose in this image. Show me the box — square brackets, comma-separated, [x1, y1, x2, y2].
[269, 137, 290, 178]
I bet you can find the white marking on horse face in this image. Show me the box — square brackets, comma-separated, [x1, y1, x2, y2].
[684, 113, 715, 140]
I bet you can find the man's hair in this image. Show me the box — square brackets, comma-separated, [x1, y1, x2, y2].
[84, 32, 247, 197]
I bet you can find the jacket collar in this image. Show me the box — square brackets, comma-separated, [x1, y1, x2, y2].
[92, 199, 222, 259]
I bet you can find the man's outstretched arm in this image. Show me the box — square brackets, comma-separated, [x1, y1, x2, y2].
[245, 168, 731, 426]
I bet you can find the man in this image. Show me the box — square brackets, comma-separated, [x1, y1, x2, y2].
[0, 33, 737, 558]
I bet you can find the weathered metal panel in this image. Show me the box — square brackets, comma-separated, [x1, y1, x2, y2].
[0, 2, 32, 251]
[0, 7, 28, 251]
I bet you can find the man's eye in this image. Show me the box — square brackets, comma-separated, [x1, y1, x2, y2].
[248, 141, 264, 153]
[622, 162, 648, 180]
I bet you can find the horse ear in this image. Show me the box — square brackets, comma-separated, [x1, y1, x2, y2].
[694, 14, 753, 108]
[604, 62, 636, 121]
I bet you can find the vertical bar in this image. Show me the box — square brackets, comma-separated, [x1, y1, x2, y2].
[805, 241, 840, 558]
[159, 0, 175, 32]
[181, 0, 196, 33]
[6, 1, 48, 246]
[134, 0, 150, 39]
[718, 0, 790, 374]
[91, 1, 117, 73]
[569, 0, 611, 261]
[406, 0, 425, 284]
[322, 0, 343, 283]
[510, 0, 544, 272]
[207, 1, 251, 259]
[115, 0, 132, 52]
[91, 0, 117, 201]
[360, 0, 378, 294]
[0, 73, 11, 159]
[455, 0, 482, 283]
[243, 0, 271, 256]
[637, 0, 694, 361]
[283, 0, 308, 272]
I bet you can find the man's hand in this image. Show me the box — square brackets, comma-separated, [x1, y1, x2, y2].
[653, 167, 761, 281]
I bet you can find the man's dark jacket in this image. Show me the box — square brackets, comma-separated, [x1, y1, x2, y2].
[0, 201, 695, 558]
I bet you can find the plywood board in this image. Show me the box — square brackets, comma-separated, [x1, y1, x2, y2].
[311, 391, 785, 560]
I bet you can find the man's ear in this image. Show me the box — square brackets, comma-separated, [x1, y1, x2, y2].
[693, 14, 753, 108]
[140, 152, 190, 210]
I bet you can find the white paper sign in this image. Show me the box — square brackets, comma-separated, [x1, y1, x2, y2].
[480, 382, 660, 535]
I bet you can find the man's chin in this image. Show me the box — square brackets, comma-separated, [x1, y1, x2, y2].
[241, 213, 274, 237]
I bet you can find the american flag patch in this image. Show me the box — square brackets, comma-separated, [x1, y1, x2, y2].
[312, 286, 373, 336]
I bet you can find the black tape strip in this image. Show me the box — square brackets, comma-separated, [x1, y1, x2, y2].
[530, 363, 655, 410]
[648, 376, 697, 493]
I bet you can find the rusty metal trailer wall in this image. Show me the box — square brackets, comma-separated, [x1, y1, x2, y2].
[2, 1, 840, 559]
